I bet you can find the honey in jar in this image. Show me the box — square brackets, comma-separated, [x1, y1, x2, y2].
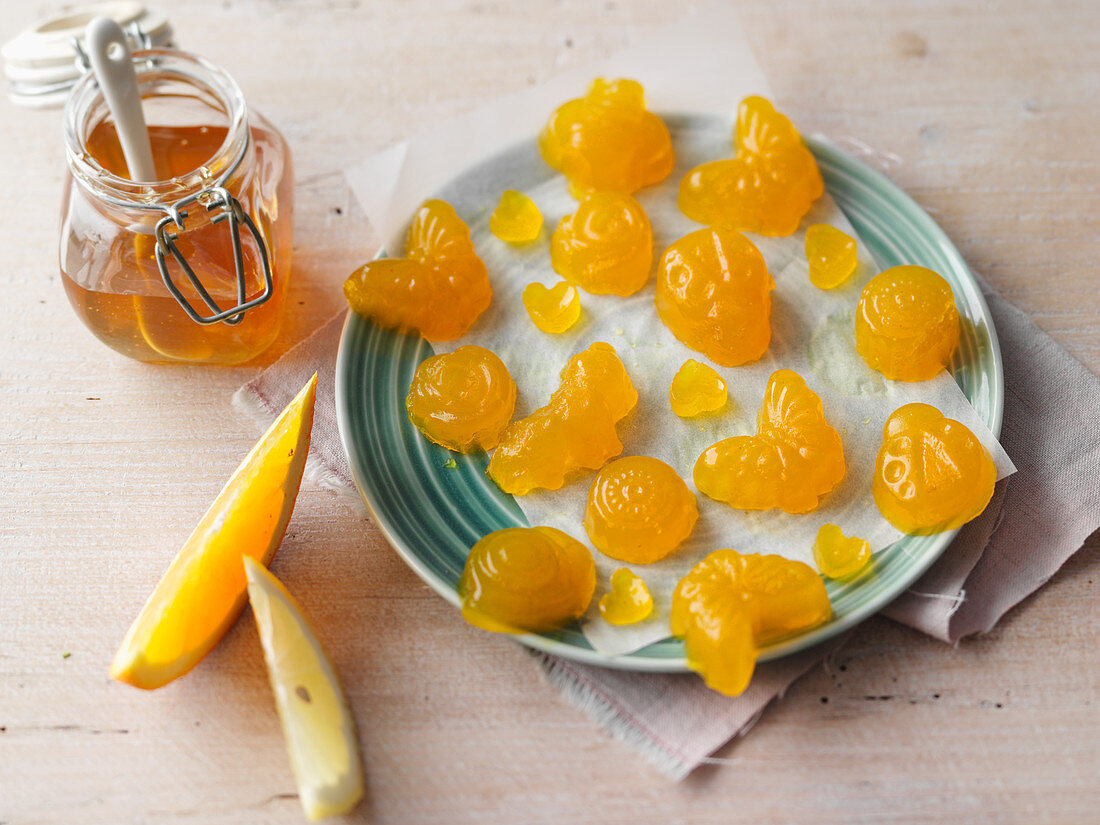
[60, 49, 293, 363]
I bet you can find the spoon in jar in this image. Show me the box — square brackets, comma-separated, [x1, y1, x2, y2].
[84, 16, 156, 181]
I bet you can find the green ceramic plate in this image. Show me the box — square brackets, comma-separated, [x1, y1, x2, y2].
[335, 121, 1003, 671]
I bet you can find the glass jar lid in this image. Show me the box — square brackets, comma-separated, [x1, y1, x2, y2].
[2, 2, 173, 108]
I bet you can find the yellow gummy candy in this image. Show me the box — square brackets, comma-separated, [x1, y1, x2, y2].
[812, 523, 871, 580]
[855, 265, 960, 382]
[677, 96, 823, 237]
[694, 370, 845, 514]
[671, 549, 831, 695]
[539, 78, 674, 194]
[406, 345, 516, 453]
[873, 403, 996, 534]
[490, 190, 543, 243]
[343, 199, 491, 342]
[805, 224, 858, 289]
[459, 527, 596, 634]
[584, 456, 698, 564]
[551, 192, 653, 297]
[670, 359, 727, 418]
[522, 282, 581, 334]
[487, 343, 637, 495]
[599, 568, 654, 625]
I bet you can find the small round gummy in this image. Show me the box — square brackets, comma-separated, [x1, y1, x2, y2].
[458, 526, 596, 634]
[812, 523, 871, 580]
[670, 359, 727, 418]
[551, 192, 653, 297]
[490, 190, 542, 243]
[584, 455, 698, 564]
[856, 265, 960, 382]
[599, 568, 654, 626]
[406, 345, 516, 452]
[805, 224, 858, 289]
[522, 281, 581, 334]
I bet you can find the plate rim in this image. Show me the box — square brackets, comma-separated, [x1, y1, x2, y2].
[334, 132, 1005, 673]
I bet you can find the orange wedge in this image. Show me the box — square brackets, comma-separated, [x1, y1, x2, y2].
[110, 374, 317, 689]
[244, 557, 364, 821]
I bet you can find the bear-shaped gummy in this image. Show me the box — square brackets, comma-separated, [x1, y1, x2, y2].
[539, 78, 674, 194]
[487, 343, 637, 495]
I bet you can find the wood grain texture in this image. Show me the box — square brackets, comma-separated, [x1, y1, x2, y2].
[1, 1, 1097, 823]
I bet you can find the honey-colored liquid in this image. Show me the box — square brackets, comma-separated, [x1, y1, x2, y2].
[60, 120, 293, 364]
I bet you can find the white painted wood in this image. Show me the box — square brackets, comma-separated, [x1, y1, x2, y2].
[1, 1, 1096, 822]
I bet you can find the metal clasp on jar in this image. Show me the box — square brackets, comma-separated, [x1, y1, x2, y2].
[153, 186, 273, 326]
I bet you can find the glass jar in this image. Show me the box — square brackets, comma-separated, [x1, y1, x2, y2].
[60, 48, 293, 364]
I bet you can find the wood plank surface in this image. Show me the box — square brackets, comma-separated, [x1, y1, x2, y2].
[1, 1, 1096, 823]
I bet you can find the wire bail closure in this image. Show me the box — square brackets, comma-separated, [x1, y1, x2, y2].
[153, 186, 273, 326]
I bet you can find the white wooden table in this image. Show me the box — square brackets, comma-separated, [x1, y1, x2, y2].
[2, 2, 1097, 822]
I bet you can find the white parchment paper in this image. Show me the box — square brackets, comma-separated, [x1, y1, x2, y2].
[343, 8, 1016, 656]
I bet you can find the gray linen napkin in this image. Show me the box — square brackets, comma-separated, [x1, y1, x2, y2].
[235, 283, 1100, 779]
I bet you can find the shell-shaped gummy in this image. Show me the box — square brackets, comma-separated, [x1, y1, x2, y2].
[677, 96, 823, 237]
[551, 192, 653, 296]
[873, 403, 996, 534]
[487, 343, 638, 495]
[670, 549, 831, 695]
[805, 224, 858, 289]
[539, 78, 674, 193]
[855, 265, 960, 382]
[672, 549, 832, 647]
[490, 190, 543, 244]
[670, 359, 728, 418]
[405, 345, 517, 452]
[694, 369, 845, 514]
[671, 577, 755, 696]
[598, 568, 654, 625]
[812, 523, 871, 580]
[344, 199, 491, 341]
[584, 456, 698, 564]
[655, 227, 774, 367]
[458, 527, 596, 634]
[522, 281, 581, 334]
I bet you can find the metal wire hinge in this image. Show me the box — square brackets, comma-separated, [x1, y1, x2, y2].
[153, 187, 273, 326]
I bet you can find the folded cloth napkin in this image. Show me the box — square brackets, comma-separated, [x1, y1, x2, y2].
[235, 282, 1100, 780]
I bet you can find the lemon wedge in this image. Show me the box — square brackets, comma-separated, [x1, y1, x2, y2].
[244, 557, 364, 821]
[110, 374, 317, 689]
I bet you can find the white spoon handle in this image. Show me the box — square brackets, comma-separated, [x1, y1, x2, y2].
[84, 16, 156, 182]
